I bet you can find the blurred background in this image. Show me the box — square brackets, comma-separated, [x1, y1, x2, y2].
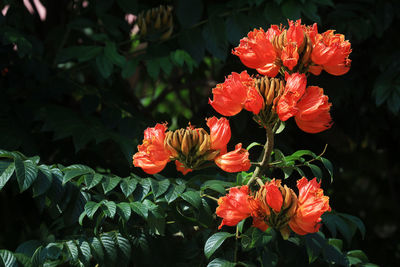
[0, 0, 399, 265]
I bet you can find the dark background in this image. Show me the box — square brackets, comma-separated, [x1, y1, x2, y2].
[1, 0, 399, 265]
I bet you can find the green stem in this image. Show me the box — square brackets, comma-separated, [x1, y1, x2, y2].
[247, 126, 274, 186]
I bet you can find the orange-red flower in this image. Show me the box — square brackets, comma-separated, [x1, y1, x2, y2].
[209, 71, 264, 116]
[281, 43, 299, 71]
[294, 86, 332, 133]
[133, 123, 171, 174]
[275, 72, 307, 121]
[289, 177, 331, 235]
[232, 28, 277, 70]
[216, 186, 252, 229]
[207, 117, 231, 154]
[311, 30, 352, 76]
[214, 143, 251, 173]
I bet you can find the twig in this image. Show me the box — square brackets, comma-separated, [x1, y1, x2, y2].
[247, 126, 274, 186]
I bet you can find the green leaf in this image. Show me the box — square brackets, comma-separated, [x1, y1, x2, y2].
[150, 178, 170, 198]
[164, 184, 185, 203]
[63, 169, 92, 184]
[103, 201, 117, 218]
[88, 237, 104, 263]
[159, 57, 173, 76]
[105, 42, 126, 67]
[84, 201, 102, 219]
[16, 240, 42, 257]
[323, 243, 349, 266]
[77, 240, 91, 265]
[181, 191, 201, 209]
[246, 142, 263, 151]
[145, 58, 161, 80]
[65, 241, 79, 261]
[130, 202, 149, 219]
[339, 213, 366, 239]
[96, 54, 114, 78]
[102, 176, 121, 194]
[328, 238, 343, 251]
[207, 258, 235, 267]
[319, 157, 334, 182]
[120, 178, 138, 198]
[204, 232, 235, 259]
[0, 250, 18, 267]
[306, 163, 323, 179]
[32, 165, 52, 197]
[14, 158, 38, 192]
[0, 161, 15, 190]
[84, 173, 103, 189]
[111, 232, 131, 264]
[322, 213, 353, 244]
[117, 202, 132, 221]
[176, 0, 203, 28]
[100, 233, 117, 264]
[347, 250, 369, 263]
[304, 233, 324, 263]
[201, 180, 232, 195]
[13, 253, 32, 267]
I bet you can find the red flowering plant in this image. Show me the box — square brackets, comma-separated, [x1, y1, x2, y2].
[132, 19, 370, 267]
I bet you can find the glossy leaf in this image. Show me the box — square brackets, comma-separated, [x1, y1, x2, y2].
[204, 232, 234, 259]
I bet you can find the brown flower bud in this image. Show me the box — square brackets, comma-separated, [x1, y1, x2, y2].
[137, 5, 174, 41]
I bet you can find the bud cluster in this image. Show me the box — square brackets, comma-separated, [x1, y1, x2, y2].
[137, 5, 173, 41]
[133, 117, 251, 175]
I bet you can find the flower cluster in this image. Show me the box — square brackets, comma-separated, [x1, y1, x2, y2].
[133, 117, 251, 174]
[209, 19, 351, 133]
[216, 177, 331, 238]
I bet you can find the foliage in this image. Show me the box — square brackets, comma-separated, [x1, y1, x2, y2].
[1, 0, 399, 266]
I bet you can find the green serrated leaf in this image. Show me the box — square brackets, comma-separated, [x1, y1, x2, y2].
[0, 161, 15, 190]
[164, 184, 185, 203]
[32, 165, 52, 197]
[111, 232, 131, 264]
[65, 241, 79, 261]
[100, 233, 117, 264]
[0, 249, 18, 267]
[84, 173, 103, 189]
[102, 176, 121, 194]
[63, 169, 92, 184]
[117, 202, 132, 221]
[130, 202, 149, 219]
[103, 201, 117, 218]
[150, 178, 170, 199]
[84, 201, 102, 219]
[15, 158, 38, 192]
[207, 257, 235, 267]
[120, 178, 137, 197]
[181, 191, 201, 209]
[204, 232, 235, 259]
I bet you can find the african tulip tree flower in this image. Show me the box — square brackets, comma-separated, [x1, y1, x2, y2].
[232, 29, 277, 70]
[207, 117, 231, 153]
[275, 72, 307, 121]
[216, 186, 252, 229]
[214, 144, 251, 173]
[216, 177, 330, 238]
[209, 71, 264, 116]
[294, 86, 332, 133]
[289, 177, 331, 235]
[311, 29, 352, 76]
[275, 73, 332, 133]
[133, 123, 171, 174]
